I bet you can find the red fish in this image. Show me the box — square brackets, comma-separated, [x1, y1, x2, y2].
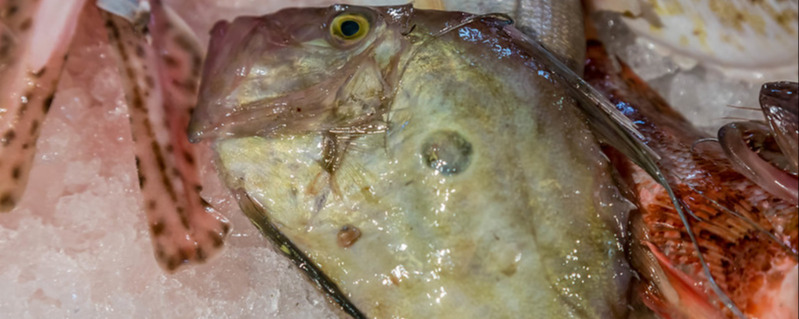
[584, 40, 799, 318]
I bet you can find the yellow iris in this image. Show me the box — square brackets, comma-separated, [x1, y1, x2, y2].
[330, 14, 370, 41]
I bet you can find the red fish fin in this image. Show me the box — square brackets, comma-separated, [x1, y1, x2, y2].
[101, 2, 230, 272]
[644, 242, 726, 319]
[0, 0, 86, 211]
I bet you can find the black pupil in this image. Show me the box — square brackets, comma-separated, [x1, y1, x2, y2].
[340, 20, 360, 37]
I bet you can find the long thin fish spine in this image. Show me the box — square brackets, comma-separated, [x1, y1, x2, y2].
[102, 1, 230, 271]
[0, 0, 85, 211]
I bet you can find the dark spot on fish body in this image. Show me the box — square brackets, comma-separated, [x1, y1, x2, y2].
[0, 192, 16, 210]
[166, 257, 179, 271]
[337, 225, 361, 248]
[421, 130, 473, 175]
[135, 44, 145, 58]
[2, 130, 16, 146]
[151, 220, 165, 236]
[177, 207, 190, 229]
[0, 32, 14, 59]
[155, 244, 166, 260]
[145, 75, 155, 89]
[135, 156, 146, 187]
[43, 93, 54, 113]
[163, 54, 179, 68]
[11, 164, 21, 180]
[27, 118, 39, 135]
[147, 199, 156, 210]
[195, 247, 207, 262]
[2, 5, 19, 18]
[19, 18, 31, 31]
[221, 223, 231, 236]
[209, 231, 224, 248]
[125, 67, 137, 84]
[183, 151, 195, 166]
[151, 141, 166, 171]
[173, 34, 196, 53]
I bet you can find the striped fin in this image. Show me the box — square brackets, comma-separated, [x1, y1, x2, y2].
[101, 1, 230, 271]
[0, 0, 86, 211]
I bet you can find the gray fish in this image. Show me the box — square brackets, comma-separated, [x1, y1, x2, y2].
[190, 4, 633, 318]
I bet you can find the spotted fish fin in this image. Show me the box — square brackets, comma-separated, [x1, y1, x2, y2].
[0, 0, 87, 211]
[101, 0, 230, 271]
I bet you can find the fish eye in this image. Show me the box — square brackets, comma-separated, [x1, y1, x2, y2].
[330, 13, 370, 41]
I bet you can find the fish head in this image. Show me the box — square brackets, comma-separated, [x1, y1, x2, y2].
[194, 4, 633, 317]
[189, 4, 476, 142]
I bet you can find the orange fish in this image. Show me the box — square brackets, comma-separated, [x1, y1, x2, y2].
[584, 39, 798, 319]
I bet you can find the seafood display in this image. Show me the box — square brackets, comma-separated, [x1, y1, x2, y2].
[0, 0, 796, 317]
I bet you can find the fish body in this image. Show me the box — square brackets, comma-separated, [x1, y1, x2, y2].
[193, 4, 633, 318]
[584, 40, 799, 319]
